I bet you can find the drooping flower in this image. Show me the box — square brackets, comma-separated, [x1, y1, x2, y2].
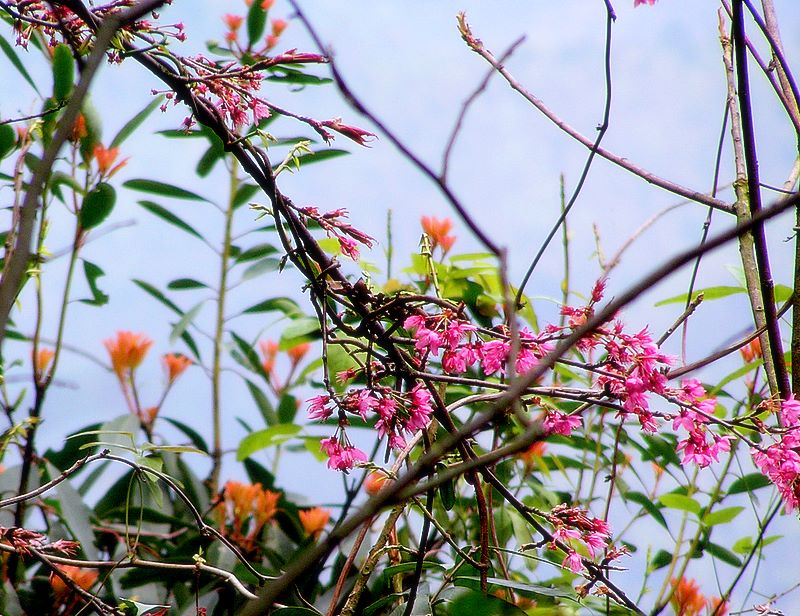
[320, 436, 367, 471]
[104, 331, 153, 381]
[299, 507, 330, 538]
[634, 0, 657, 6]
[162, 353, 192, 383]
[543, 410, 582, 436]
[562, 550, 583, 573]
[307, 395, 333, 421]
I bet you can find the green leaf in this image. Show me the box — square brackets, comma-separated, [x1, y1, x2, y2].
[170, 300, 204, 343]
[457, 577, 571, 598]
[623, 490, 668, 530]
[266, 69, 333, 86]
[0, 34, 40, 94]
[246, 379, 277, 425]
[277, 393, 298, 424]
[230, 331, 269, 379]
[444, 588, 529, 615]
[124, 178, 208, 202]
[118, 598, 171, 615]
[0, 122, 15, 160]
[703, 506, 744, 527]
[704, 541, 742, 567]
[136, 200, 203, 239]
[233, 183, 261, 209]
[774, 284, 793, 303]
[110, 96, 163, 148]
[133, 279, 182, 315]
[79, 260, 109, 306]
[279, 317, 321, 350]
[658, 493, 701, 515]
[52, 44, 74, 101]
[162, 417, 209, 453]
[241, 257, 281, 281]
[727, 472, 772, 495]
[167, 278, 208, 290]
[246, 0, 267, 47]
[237, 424, 302, 460]
[649, 549, 673, 571]
[79, 182, 116, 230]
[46, 461, 97, 560]
[235, 242, 278, 263]
[293, 148, 349, 166]
[655, 286, 744, 307]
[196, 142, 224, 177]
[272, 609, 321, 616]
[242, 296, 303, 317]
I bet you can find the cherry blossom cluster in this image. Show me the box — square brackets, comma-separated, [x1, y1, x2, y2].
[310, 383, 434, 470]
[545, 504, 614, 573]
[297, 206, 375, 260]
[8, 0, 185, 56]
[751, 398, 800, 511]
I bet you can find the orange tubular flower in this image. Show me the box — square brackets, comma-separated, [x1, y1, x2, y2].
[104, 331, 153, 380]
[163, 353, 192, 383]
[259, 340, 279, 375]
[740, 337, 762, 363]
[287, 342, 310, 365]
[670, 577, 707, 616]
[271, 18, 288, 36]
[421, 216, 456, 253]
[299, 507, 330, 538]
[518, 441, 546, 469]
[34, 347, 55, 379]
[50, 565, 99, 599]
[92, 143, 128, 177]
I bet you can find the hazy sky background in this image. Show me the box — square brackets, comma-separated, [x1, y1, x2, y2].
[2, 0, 800, 611]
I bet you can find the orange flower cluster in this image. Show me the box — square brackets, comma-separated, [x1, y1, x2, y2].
[163, 353, 192, 383]
[739, 337, 762, 363]
[298, 507, 330, 539]
[259, 339, 310, 392]
[92, 143, 128, 178]
[104, 331, 153, 381]
[670, 578, 728, 616]
[215, 480, 280, 552]
[421, 216, 456, 253]
[50, 565, 99, 613]
[518, 441, 546, 470]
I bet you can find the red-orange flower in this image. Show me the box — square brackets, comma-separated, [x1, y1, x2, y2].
[518, 441, 546, 469]
[34, 347, 55, 381]
[223, 14, 244, 31]
[104, 331, 153, 380]
[259, 340, 279, 375]
[218, 480, 281, 551]
[163, 353, 192, 383]
[740, 337, 762, 363]
[670, 577, 707, 616]
[299, 507, 330, 538]
[271, 18, 288, 36]
[92, 143, 128, 177]
[421, 216, 456, 253]
[50, 565, 98, 599]
[287, 342, 310, 365]
[71, 113, 87, 141]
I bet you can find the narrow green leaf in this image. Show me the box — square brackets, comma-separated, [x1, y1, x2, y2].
[237, 424, 302, 460]
[246, 0, 267, 47]
[162, 417, 209, 453]
[170, 300, 205, 343]
[623, 490, 668, 529]
[133, 279, 182, 315]
[124, 178, 208, 202]
[136, 200, 203, 239]
[242, 297, 303, 317]
[167, 278, 208, 290]
[703, 506, 744, 527]
[180, 329, 202, 361]
[277, 393, 298, 424]
[0, 34, 40, 94]
[231, 331, 268, 378]
[279, 317, 321, 350]
[110, 96, 163, 148]
[704, 541, 742, 566]
[246, 379, 277, 425]
[727, 472, 772, 495]
[649, 549, 673, 571]
[79, 182, 116, 230]
[655, 286, 744, 307]
[658, 493, 701, 515]
[52, 44, 74, 101]
[196, 142, 224, 177]
[79, 260, 108, 306]
[234, 183, 261, 209]
[241, 257, 281, 281]
[235, 242, 278, 263]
